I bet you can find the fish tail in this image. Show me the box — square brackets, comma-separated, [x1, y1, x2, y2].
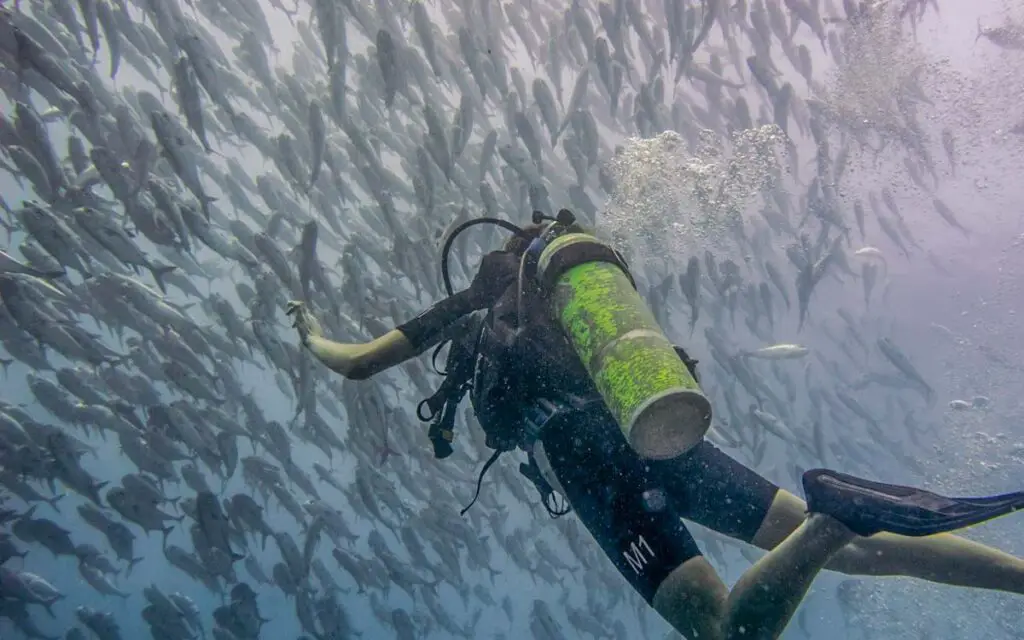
[306, 169, 320, 193]
[923, 383, 936, 404]
[200, 195, 217, 219]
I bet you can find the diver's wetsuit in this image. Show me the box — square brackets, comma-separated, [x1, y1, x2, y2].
[398, 251, 780, 603]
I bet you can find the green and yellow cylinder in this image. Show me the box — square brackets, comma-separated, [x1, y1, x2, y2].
[537, 232, 712, 460]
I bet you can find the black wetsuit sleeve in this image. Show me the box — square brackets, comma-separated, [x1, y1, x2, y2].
[396, 290, 478, 353]
[396, 250, 519, 353]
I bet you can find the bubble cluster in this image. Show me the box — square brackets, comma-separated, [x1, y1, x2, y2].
[819, 5, 928, 134]
[599, 127, 785, 263]
[813, 3, 993, 195]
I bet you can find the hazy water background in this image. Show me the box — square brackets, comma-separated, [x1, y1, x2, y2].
[1, 0, 1024, 638]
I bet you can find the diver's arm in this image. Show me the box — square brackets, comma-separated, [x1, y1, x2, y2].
[309, 289, 477, 380]
[301, 250, 518, 379]
[306, 330, 415, 380]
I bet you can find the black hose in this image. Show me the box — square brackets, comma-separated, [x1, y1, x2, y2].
[440, 217, 526, 296]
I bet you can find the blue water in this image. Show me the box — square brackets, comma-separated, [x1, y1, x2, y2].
[2, 0, 1024, 639]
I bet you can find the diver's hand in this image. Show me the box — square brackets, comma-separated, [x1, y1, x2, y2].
[467, 251, 520, 307]
[285, 300, 322, 346]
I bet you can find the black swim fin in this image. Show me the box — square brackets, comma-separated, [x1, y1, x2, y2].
[803, 468, 1024, 537]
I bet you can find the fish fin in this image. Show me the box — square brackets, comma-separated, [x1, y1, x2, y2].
[148, 264, 177, 294]
[378, 443, 399, 465]
[102, 355, 125, 368]
[0, 357, 12, 377]
[45, 493, 64, 512]
[126, 556, 143, 575]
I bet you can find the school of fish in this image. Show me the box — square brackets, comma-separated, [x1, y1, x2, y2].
[0, 0, 1023, 638]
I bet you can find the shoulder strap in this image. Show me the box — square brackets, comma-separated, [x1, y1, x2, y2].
[417, 316, 485, 459]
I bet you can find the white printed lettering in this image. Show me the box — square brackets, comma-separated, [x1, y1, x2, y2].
[623, 535, 656, 575]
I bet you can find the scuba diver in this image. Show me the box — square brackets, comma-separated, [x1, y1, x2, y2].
[286, 210, 1024, 640]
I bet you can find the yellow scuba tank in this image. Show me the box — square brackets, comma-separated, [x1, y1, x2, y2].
[533, 210, 712, 460]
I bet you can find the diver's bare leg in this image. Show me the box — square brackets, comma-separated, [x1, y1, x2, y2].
[754, 490, 1024, 594]
[652, 514, 855, 640]
[651, 557, 729, 640]
[719, 514, 855, 639]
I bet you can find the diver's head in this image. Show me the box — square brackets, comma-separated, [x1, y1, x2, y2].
[503, 223, 545, 255]
[504, 209, 590, 255]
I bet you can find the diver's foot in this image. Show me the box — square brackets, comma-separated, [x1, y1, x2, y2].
[803, 468, 1024, 538]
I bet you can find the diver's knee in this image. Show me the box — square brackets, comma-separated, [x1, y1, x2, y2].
[652, 556, 728, 640]
[825, 537, 887, 576]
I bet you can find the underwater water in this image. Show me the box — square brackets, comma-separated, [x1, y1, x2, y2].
[1, 0, 1024, 638]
